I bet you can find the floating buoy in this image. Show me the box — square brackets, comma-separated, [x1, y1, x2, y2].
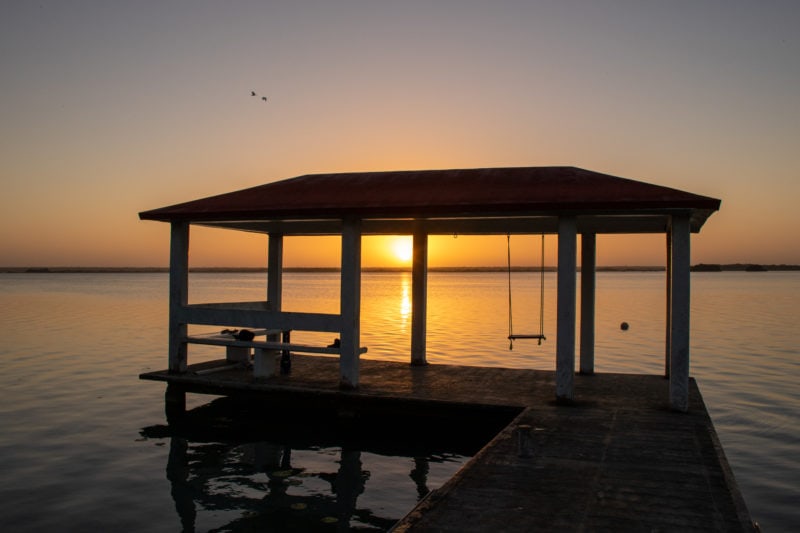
[620, 322, 629, 331]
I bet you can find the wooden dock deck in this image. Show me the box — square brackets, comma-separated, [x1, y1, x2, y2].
[140, 356, 756, 532]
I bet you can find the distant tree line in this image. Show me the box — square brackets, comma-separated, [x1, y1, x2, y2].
[691, 263, 799, 272]
[3, 264, 799, 274]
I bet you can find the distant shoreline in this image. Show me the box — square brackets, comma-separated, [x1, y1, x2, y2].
[2, 264, 798, 273]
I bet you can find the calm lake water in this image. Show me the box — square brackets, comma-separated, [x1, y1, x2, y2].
[0, 271, 797, 531]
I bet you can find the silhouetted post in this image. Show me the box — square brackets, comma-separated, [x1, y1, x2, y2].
[580, 232, 596, 375]
[251, 233, 285, 378]
[411, 226, 428, 365]
[556, 216, 577, 402]
[268, 232, 290, 374]
[169, 221, 189, 374]
[669, 214, 691, 411]
[164, 383, 186, 422]
[340, 218, 362, 389]
[665, 230, 672, 378]
[267, 233, 283, 314]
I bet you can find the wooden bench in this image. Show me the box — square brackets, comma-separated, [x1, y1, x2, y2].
[185, 329, 367, 378]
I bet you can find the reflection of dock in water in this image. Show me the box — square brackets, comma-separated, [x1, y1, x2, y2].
[142, 395, 493, 531]
[165, 439, 383, 532]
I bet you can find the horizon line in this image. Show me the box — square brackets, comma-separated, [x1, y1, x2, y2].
[2, 263, 798, 274]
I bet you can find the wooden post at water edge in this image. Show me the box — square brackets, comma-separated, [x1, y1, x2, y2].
[339, 218, 362, 389]
[556, 216, 577, 402]
[580, 232, 596, 375]
[669, 215, 691, 411]
[411, 226, 428, 366]
[267, 233, 283, 314]
[253, 232, 284, 377]
[168, 221, 189, 374]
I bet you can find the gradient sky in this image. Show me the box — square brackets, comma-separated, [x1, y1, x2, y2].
[2, 1, 798, 268]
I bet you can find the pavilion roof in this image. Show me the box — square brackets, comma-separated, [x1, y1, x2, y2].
[139, 166, 720, 234]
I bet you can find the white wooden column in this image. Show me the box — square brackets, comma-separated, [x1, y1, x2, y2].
[556, 216, 577, 401]
[411, 226, 428, 365]
[669, 215, 691, 411]
[168, 221, 189, 373]
[254, 233, 284, 378]
[580, 232, 596, 375]
[267, 233, 283, 312]
[339, 218, 362, 389]
[665, 230, 672, 378]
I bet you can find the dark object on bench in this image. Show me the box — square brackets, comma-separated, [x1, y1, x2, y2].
[233, 329, 255, 341]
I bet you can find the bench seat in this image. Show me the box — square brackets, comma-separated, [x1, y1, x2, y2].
[184, 330, 367, 378]
[185, 334, 367, 355]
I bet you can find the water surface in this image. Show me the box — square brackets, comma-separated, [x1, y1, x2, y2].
[0, 271, 797, 530]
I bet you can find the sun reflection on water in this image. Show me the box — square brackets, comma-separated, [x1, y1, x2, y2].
[399, 274, 411, 326]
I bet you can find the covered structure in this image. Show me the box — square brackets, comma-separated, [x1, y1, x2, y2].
[139, 166, 720, 411]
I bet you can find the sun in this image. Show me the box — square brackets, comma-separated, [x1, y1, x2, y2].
[390, 236, 413, 263]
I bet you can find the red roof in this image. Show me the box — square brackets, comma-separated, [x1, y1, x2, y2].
[139, 166, 720, 231]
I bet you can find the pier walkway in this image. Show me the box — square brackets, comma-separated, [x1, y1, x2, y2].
[141, 356, 755, 532]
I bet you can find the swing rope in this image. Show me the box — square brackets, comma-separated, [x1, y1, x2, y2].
[507, 233, 546, 350]
[537, 232, 545, 340]
[507, 234, 514, 349]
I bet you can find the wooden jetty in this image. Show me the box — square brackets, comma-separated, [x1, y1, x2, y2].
[140, 166, 722, 411]
[141, 356, 756, 532]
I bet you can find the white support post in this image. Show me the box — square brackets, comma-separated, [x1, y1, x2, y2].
[556, 216, 577, 402]
[411, 226, 428, 365]
[267, 233, 283, 313]
[253, 349, 278, 379]
[339, 218, 362, 389]
[665, 230, 672, 378]
[168, 221, 189, 373]
[669, 215, 691, 412]
[265, 233, 285, 375]
[580, 232, 596, 375]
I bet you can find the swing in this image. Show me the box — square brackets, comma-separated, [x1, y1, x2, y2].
[507, 233, 546, 349]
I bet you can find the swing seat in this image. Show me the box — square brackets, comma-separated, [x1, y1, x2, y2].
[506, 234, 547, 349]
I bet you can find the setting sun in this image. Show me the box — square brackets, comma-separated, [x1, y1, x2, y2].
[390, 236, 413, 263]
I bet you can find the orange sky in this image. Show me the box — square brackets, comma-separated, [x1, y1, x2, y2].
[2, 2, 799, 267]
